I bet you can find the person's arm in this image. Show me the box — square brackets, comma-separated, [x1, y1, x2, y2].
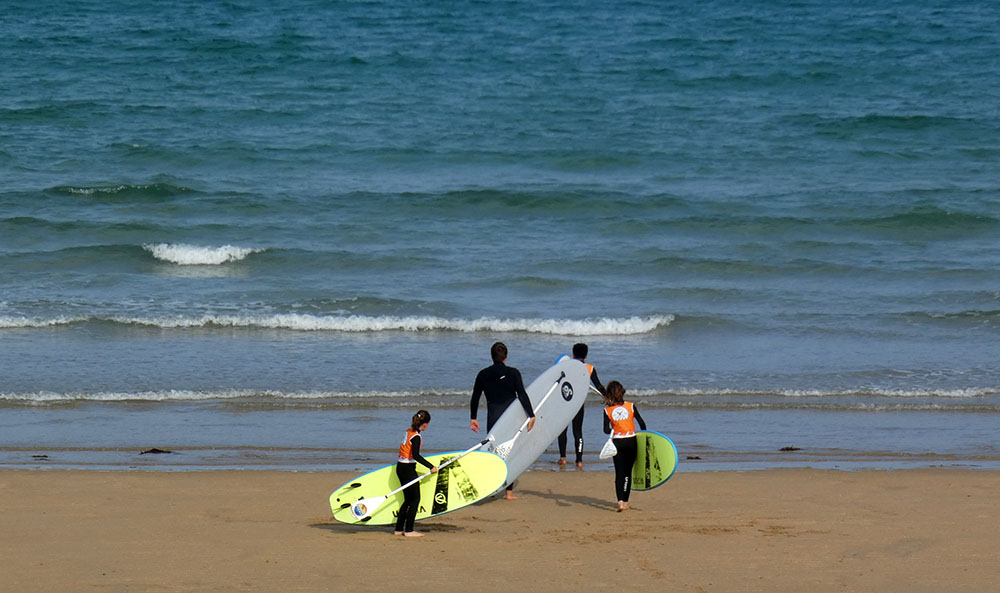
[512, 368, 536, 431]
[603, 409, 611, 435]
[589, 367, 606, 396]
[470, 373, 483, 432]
[410, 434, 436, 471]
[512, 368, 534, 418]
[634, 404, 647, 431]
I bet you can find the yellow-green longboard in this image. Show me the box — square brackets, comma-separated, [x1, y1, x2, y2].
[329, 451, 507, 525]
[632, 430, 678, 491]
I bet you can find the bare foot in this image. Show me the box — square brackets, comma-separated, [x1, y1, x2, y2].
[576, 461, 584, 469]
[403, 531, 425, 538]
[558, 457, 567, 466]
[393, 531, 404, 536]
[504, 492, 518, 500]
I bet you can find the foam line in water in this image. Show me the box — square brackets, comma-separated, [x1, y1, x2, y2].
[121, 313, 674, 335]
[0, 313, 674, 335]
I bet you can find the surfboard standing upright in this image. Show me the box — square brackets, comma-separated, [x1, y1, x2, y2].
[486, 354, 591, 486]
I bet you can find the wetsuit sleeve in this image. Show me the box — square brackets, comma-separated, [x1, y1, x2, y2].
[589, 367, 606, 396]
[603, 410, 611, 434]
[410, 434, 433, 469]
[470, 370, 484, 420]
[634, 404, 647, 431]
[512, 368, 534, 418]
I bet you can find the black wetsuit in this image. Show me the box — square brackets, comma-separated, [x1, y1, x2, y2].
[558, 364, 605, 463]
[471, 361, 534, 491]
[395, 432, 433, 533]
[470, 362, 534, 432]
[603, 403, 647, 502]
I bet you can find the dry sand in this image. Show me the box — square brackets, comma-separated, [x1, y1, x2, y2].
[2, 468, 999, 592]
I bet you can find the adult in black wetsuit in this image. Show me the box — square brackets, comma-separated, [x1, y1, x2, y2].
[557, 343, 605, 468]
[470, 341, 535, 500]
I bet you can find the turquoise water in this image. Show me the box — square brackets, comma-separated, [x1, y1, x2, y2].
[2, 0, 999, 469]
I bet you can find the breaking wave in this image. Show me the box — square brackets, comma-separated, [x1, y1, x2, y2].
[142, 243, 266, 265]
[0, 313, 674, 335]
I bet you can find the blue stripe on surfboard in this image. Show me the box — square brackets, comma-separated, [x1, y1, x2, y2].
[637, 429, 678, 489]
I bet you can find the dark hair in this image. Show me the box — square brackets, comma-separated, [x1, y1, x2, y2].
[490, 341, 508, 363]
[603, 381, 625, 405]
[411, 410, 431, 430]
[572, 343, 588, 359]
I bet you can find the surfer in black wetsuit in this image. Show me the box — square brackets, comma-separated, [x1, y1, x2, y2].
[470, 341, 535, 500]
[557, 343, 605, 468]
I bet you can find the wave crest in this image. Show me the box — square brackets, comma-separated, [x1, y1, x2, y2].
[143, 243, 265, 265]
[127, 313, 674, 335]
[0, 314, 674, 335]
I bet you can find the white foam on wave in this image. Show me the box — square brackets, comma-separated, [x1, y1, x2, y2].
[115, 313, 674, 335]
[143, 243, 265, 265]
[0, 389, 467, 405]
[631, 387, 999, 399]
[0, 313, 673, 335]
[0, 315, 87, 328]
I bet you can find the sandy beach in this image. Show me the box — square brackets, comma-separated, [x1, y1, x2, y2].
[2, 468, 998, 593]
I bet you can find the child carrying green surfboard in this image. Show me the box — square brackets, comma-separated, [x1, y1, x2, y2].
[394, 410, 438, 537]
[602, 382, 647, 512]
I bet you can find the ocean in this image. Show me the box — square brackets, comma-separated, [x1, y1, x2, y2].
[2, 0, 999, 472]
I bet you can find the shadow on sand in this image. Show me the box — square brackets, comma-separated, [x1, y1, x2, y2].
[518, 488, 618, 512]
[310, 521, 465, 534]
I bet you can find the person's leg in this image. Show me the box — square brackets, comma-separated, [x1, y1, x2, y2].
[394, 463, 417, 534]
[611, 446, 627, 509]
[616, 437, 638, 509]
[487, 409, 518, 499]
[402, 482, 422, 535]
[557, 427, 568, 464]
[571, 407, 585, 466]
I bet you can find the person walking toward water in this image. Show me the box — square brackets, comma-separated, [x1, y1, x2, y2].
[557, 343, 605, 468]
[470, 341, 535, 500]
[602, 381, 646, 512]
[395, 410, 437, 537]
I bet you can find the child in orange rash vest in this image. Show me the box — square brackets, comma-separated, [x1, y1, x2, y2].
[602, 381, 646, 512]
[394, 410, 438, 537]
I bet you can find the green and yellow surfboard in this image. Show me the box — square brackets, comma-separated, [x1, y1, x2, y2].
[330, 450, 507, 525]
[631, 430, 678, 491]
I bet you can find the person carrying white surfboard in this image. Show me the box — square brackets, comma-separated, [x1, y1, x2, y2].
[557, 343, 606, 468]
[470, 341, 535, 500]
[602, 381, 647, 512]
[395, 410, 438, 537]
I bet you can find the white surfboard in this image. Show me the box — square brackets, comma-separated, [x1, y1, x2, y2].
[485, 354, 591, 486]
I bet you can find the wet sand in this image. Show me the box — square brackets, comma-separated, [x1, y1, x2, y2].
[2, 468, 998, 592]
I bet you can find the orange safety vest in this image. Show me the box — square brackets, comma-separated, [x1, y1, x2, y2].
[605, 401, 637, 438]
[398, 428, 421, 463]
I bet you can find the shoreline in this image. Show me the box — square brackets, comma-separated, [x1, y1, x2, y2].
[4, 444, 1000, 472]
[3, 468, 999, 592]
[5, 404, 998, 474]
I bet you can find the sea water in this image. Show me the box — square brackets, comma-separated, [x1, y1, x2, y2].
[2, 0, 999, 471]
